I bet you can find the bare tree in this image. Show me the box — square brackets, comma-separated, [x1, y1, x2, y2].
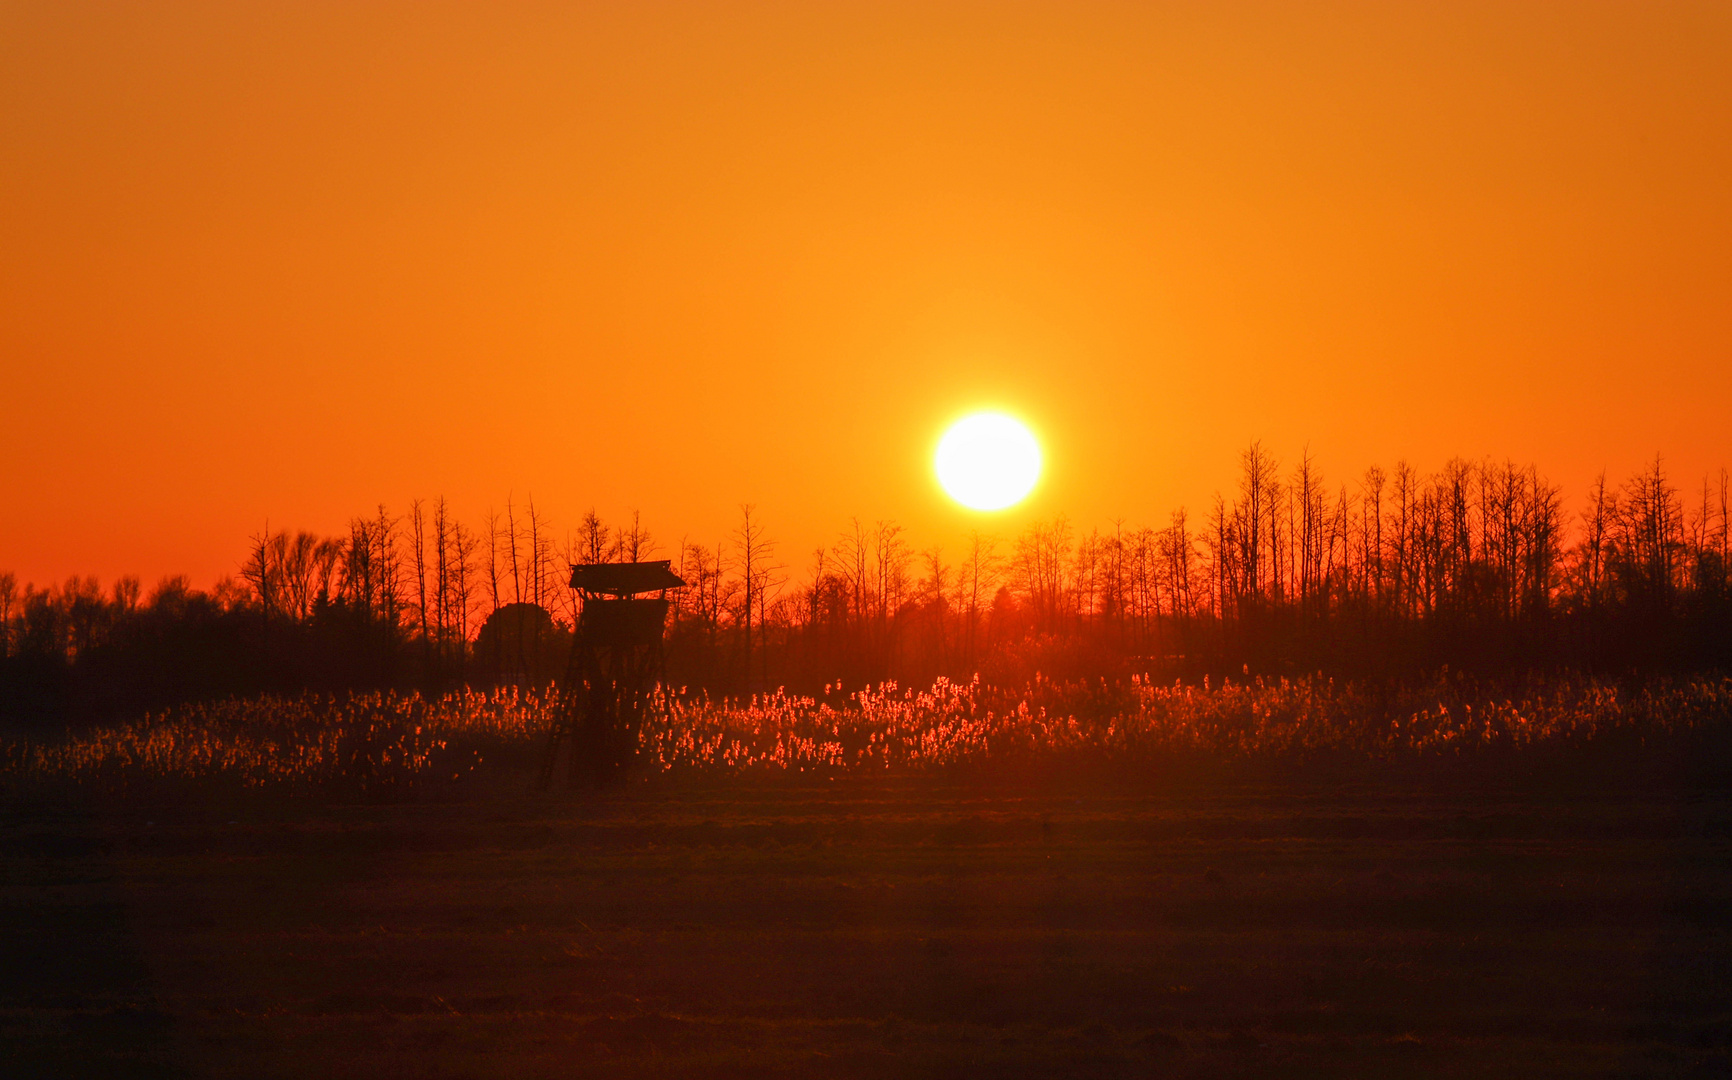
[409, 499, 431, 654]
[579, 508, 610, 565]
[619, 510, 655, 563]
[374, 504, 403, 630]
[735, 505, 774, 690]
[434, 497, 453, 662]
[1359, 466, 1386, 608]
[526, 498, 550, 608]
[959, 530, 1000, 666]
[341, 517, 377, 615]
[1014, 517, 1072, 630]
[278, 532, 318, 621]
[682, 540, 731, 652]
[241, 524, 284, 618]
[1389, 461, 1417, 616]
[452, 519, 478, 656]
[1161, 508, 1196, 620]
[505, 497, 523, 605]
[312, 537, 343, 607]
[484, 510, 503, 614]
[833, 518, 871, 630]
[1239, 442, 1278, 605]
[873, 521, 911, 628]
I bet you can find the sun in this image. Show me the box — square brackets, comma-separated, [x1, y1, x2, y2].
[935, 412, 1042, 511]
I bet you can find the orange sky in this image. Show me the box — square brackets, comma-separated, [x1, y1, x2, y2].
[3, 2, 1730, 589]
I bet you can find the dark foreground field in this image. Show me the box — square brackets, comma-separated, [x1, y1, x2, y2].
[5, 760, 1732, 1078]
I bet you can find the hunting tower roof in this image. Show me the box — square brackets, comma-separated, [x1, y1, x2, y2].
[568, 560, 685, 597]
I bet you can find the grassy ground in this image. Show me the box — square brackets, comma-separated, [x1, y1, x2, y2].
[4, 758, 1731, 1078]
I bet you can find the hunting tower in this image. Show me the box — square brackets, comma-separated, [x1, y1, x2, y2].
[538, 559, 685, 789]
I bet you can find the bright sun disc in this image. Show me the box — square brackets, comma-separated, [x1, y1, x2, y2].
[935, 412, 1042, 511]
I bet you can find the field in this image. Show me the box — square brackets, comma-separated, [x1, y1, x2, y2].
[5, 678, 1732, 1077]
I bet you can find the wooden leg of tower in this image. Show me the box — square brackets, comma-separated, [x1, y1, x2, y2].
[535, 720, 564, 791]
[540, 641, 587, 792]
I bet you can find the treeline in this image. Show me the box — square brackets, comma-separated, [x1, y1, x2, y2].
[3, 449, 1730, 724]
[736, 449, 1731, 686]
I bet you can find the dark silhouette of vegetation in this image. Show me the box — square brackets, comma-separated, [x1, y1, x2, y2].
[4, 449, 1730, 727]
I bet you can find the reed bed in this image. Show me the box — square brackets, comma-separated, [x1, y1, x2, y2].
[648, 673, 1732, 772]
[2, 687, 560, 795]
[5, 674, 1730, 794]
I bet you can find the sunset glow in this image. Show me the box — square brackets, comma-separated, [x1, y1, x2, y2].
[934, 412, 1042, 511]
[2, 4, 1729, 586]
[5, 7, 1731, 1075]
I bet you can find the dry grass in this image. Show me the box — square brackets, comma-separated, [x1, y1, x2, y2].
[6, 674, 1731, 794]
